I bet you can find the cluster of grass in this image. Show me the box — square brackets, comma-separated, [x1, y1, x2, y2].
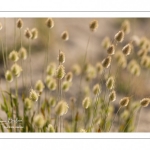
[0, 18, 150, 132]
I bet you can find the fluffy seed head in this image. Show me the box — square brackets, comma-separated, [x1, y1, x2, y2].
[56, 65, 65, 79]
[137, 49, 148, 58]
[115, 51, 127, 68]
[140, 98, 150, 107]
[65, 72, 73, 82]
[72, 64, 81, 75]
[121, 20, 130, 34]
[24, 98, 32, 110]
[31, 28, 38, 39]
[19, 47, 27, 60]
[93, 84, 101, 95]
[61, 31, 69, 41]
[47, 124, 55, 132]
[34, 114, 45, 128]
[114, 30, 124, 43]
[24, 28, 32, 39]
[46, 63, 56, 76]
[55, 100, 69, 116]
[140, 55, 150, 68]
[122, 43, 132, 56]
[107, 44, 115, 55]
[89, 20, 99, 32]
[101, 37, 111, 49]
[79, 129, 86, 132]
[58, 51, 65, 63]
[35, 80, 45, 93]
[49, 97, 56, 107]
[128, 60, 141, 76]
[11, 63, 22, 77]
[109, 90, 116, 102]
[106, 76, 115, 90]
[47, 78, 57, 91]
[29, 89, 39, 102]
[17, 18, 23, 28]
[82, 97, 91, 109]
[46, 18, 54, 29]
[9, 50, 19, 62]
[102, 56, 112, 68]
[62, 81, 71, 92]
[96, 62, 104, 75]
[5, 70, 13, 82]
[119, 97, 130, 107]
[139, 37, 150, 49]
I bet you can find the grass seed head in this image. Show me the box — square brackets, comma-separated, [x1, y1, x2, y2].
[82, 97, 91, 109]
[61, 31, 69, 41]
[96, 62, 104, 75]
[24, 98, 33, 110]
[46, 63, 56, 76]
[46, 18, 54, 28]
[102, 56, 112, 68]
[114, 30, 124, 43]
[107, 44, 115, 55]
[56, 65, 65, 79]
[17, 18, 23, 29]
[72, 64, 81, 75]
[35, 80, 45, 93]
[106, 76, 115, 90]
[122, 43, 132, 56]
[5, 70, 13, 82]
[47, 124, 55, 132]
[109, 90, 116, 102]
[65, 72, 73, 82]
[29, 89, 39, 102]
[140, 98, 150, 107]
[34, 114, 45, 128]
[93, 84, 101, 95]
[19, 47, 27, 60]
[121, 20, 130, 34]
[58, 51, 65, 63]
[9, 50, 19, 62]
[24, 28, 32, 39]
[11, 63, 22, 77]
[62, 81, 71, 92]
[89, 20, 99, 32]
[119, 97, 130, 107]
[55, 100, 69, 116]
[31, 28, 38, 39]
[101, 37, 111, 49]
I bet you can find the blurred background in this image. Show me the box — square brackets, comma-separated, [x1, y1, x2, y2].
[0, 18, 150, 132]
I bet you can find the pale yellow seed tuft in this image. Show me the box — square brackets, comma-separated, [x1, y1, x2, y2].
[122, 43, 132, 56]
[5, 70, 13, 82]
[65, 72, 73, 82]
[29, 89, 39, 102]
[58, 51, 65, 63]
[102, 56, 112, 68]
[61, 31, 69, 41]
[24, 28, 32, 39]
[17, 18, 23, 29]
[114, 30, 124, 43]
[46, 18, 54, 29]
[11, 63, 22, 77]
[140, 98, 150, 107]
[89, 20, 99, 32]
[19, 47, 27, 60]
[46, 63, 56, 76]
[109, 90, 116, 102]
[24, 98, 32, 110]
[107, 44, 115, 55]
[56, 65, 65, 79]
[93, 84, 101, 95]
[121, 20, 130, 34]
[82, 97, 91, 109]
[35, 80, 45, 93]
[119, 97, 130, 107]
[96, 62, 104, 75]
[101, 37, 111, 49]
[31, 28, 38, 39]
[9, 50, 19, 62]
[106, 76, 115, 90]
[55, 100, 69, 116]
[72, 64, 81, 75]
[34, 114, 45, 128]
[47, 124, 55, 132]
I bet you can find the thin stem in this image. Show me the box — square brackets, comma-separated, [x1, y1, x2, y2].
[135, 107, 142, 132]
[4, 18, 8, 69]
[109, 106, 122, 132]
[28, 39, 32, 87]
